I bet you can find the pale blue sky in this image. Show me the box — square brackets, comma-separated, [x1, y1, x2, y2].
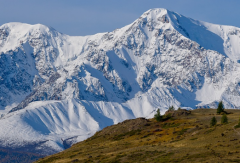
[0, 0, 239, 36]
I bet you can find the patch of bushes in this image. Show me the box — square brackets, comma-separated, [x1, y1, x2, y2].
[161, 122, 180, 129]
[112, 129, 141, 140]
[177, 128, 188, 135]
[204, 128, 215, 134]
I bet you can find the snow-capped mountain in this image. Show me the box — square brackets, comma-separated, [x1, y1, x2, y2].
[1, 8, 240, 155]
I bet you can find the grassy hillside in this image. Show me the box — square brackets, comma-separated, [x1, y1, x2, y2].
[36, 109, 240, 163]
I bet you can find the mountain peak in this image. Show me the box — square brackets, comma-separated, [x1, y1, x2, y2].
[0, 22, 59, 53]
[143, 8, 168, 15]
[139, 8, 170, 23]
[1, 22, 52, 31]
[0, 22, 58, 39]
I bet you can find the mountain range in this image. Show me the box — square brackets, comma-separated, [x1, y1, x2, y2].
[0, 8, 240, 156]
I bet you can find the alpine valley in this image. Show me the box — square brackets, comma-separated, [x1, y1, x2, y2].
[0, 8, 240, 160]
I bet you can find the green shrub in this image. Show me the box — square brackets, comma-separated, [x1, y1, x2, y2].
[210, 116, 217, 127]
[235, 117, 240, 128]
[234, 124, 240, 129]
[163, 113, 172, 121]
[221, 114, 228, 124]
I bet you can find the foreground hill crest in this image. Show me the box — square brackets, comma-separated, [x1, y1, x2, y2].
[36, 109, 240, 163]
[0, 8, 240, 156]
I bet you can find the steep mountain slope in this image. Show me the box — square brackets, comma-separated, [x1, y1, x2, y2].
[0, 8, 240, 156]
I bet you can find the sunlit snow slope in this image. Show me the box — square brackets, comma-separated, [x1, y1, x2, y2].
[1, 8, 240, 155]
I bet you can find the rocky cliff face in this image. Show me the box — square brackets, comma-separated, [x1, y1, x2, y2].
[0, 8, 240, 156]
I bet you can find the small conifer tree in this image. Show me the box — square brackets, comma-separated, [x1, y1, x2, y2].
[210, 116, 217, 127]
[178, 107, 181, 111]
[168, 106, 175, 111]
[154, 109, 162, 122]
[221, 114, 228, 124]
[217, 101, 224, 114]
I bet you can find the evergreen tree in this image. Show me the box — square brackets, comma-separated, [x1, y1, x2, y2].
[154, 109, 162, 122]
[168, 106, 175, 111]
[210, 116, 217, 127]
[217, 101, 224, 114]
[221, 114, 228, 124]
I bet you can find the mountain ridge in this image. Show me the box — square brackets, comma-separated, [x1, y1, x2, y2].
[0, 8, 240, 157]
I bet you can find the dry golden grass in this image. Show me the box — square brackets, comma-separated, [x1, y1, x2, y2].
[36, 109, 240, 163]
